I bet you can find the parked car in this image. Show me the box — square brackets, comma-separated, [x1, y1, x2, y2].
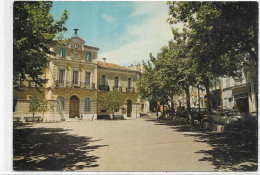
[176, 107, 188, 118]
[189, 108, 210, 125]
[211, 109, 242, 125]
[173, 107, 189, 124]
[210, 109, 243, 132]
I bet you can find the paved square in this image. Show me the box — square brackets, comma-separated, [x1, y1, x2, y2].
[13, 117, 257, 171]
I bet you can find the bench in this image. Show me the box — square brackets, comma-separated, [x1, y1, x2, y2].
[113, 115, 124, 120]
[24, 116, 41, 122]
[13, 117, 21, 122]
[97, 115, 110, 120]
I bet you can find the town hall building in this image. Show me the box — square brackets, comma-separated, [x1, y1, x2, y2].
[13, 30, 141, 122]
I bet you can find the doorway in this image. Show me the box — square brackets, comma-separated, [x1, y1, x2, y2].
[127, 99, 132, 117]
[69, 95, 79, 118]
[234, 93, 249, 114]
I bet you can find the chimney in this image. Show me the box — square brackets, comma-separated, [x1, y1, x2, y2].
[103, 58, 106, 65]
[73, 28, 79, 36]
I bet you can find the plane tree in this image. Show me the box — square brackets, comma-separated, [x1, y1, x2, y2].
[13, 1, 69, 90]
[167, 1, 257, 111]
[138, 59, 163, 117]
[98, 91, 125, 120]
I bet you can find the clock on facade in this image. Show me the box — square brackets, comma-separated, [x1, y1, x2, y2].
[72, 43, 80, 55]
[74, 43, 79, 49]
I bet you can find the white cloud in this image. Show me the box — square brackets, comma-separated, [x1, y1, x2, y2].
[99, 2, 173, 66]
[102, 14, 116, 23]
[129, 2, 166, 18]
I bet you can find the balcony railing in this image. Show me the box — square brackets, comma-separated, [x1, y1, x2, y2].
[54, 80, 95, 89]
[80, 82, 95, 89]
[113, 86, 122, 92]
[126, 87, 135, 93]
[66, 81, 80, 88]
[55, 80, 66, 88]
[99, 85, 110, 91]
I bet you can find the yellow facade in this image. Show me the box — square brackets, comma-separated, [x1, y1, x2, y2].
[96, 59, 140, 119]
[13, 35, 141, 122]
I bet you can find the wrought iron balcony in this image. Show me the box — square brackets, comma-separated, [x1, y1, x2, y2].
[80, 82, 95, 89]
[55, 80, 65, 88]
[54, 80, 95, 89]
[113, 86, 122, 92]
[126, 87, 135, 93]
[80, 82, 90, 89]
[99, 85, 110, 91]
[65, 81, 79, 88]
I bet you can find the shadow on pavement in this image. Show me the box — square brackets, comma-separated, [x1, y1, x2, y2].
[13, 124, 108, 171]
[145, 118, 258, 171]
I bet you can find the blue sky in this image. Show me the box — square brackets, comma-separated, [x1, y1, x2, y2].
[50, 1, 173, 66]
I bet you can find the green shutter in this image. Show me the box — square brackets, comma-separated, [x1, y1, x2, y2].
[57, 96, 65, 112]
[59, 48, 62, 57]
[89, 52, 92, 61]
[64, 48, 66, 58]
[85, 97, 91, 112]
[85, 51, 88, 61]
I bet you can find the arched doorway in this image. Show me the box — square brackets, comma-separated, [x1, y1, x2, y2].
[69, 95, 79, 118]
[127, 99, 132, 117]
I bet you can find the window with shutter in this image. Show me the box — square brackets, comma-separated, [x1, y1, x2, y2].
[59, 48, 66, 58]
[85, 51, 91, 61]
[115, 77, 119, 87]
[59, 70, 65, 84]
[128, 78, 131, 88]
[73, 71, 78, 85]
[84, 97, 91, 112]
[57, 96, 65, 112]
[102, 75, 106, 85]
[85, 72, 91, 85]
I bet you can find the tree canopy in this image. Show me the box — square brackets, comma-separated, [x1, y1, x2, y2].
[168, 1, 258, 76]
[13, 1, 69, 90]
[98, 91, 125, 119]
[29, 95, 40, 122]
[167, 1, 258, 111]
[139, 2, 258, 114]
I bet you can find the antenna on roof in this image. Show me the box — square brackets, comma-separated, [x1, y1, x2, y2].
[73, 28, 79, 36]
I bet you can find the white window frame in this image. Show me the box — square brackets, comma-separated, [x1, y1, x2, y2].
[72, 71, 79, 85]
[85, 72, 91, 85]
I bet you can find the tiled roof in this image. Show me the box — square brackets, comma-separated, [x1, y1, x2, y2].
[97, 61, 139, 72]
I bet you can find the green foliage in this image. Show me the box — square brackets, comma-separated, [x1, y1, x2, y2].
[29, 96, 40, 121]
[13, 1, 69, 90]
[167, 1, 258, 111]
[38, 99, 48, 113]
[138, 37, 199, 112]
[49, 102, 55, 112]
[98, 91, 125, 113]
[168, 1, 258, 77]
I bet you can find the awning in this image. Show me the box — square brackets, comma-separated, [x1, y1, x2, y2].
[234, 93, 248, 100]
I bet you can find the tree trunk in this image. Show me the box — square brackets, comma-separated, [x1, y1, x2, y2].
[184, 86, 191, 114]
[33, 113, 35, 122]
[170, 98, 174, 120]
[42, 111, 44, 122]
[112, 111, 115, 120]
[204, 79, 212, 112]
[162, 101, 165, 118]
[156, 103, 159, 119]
